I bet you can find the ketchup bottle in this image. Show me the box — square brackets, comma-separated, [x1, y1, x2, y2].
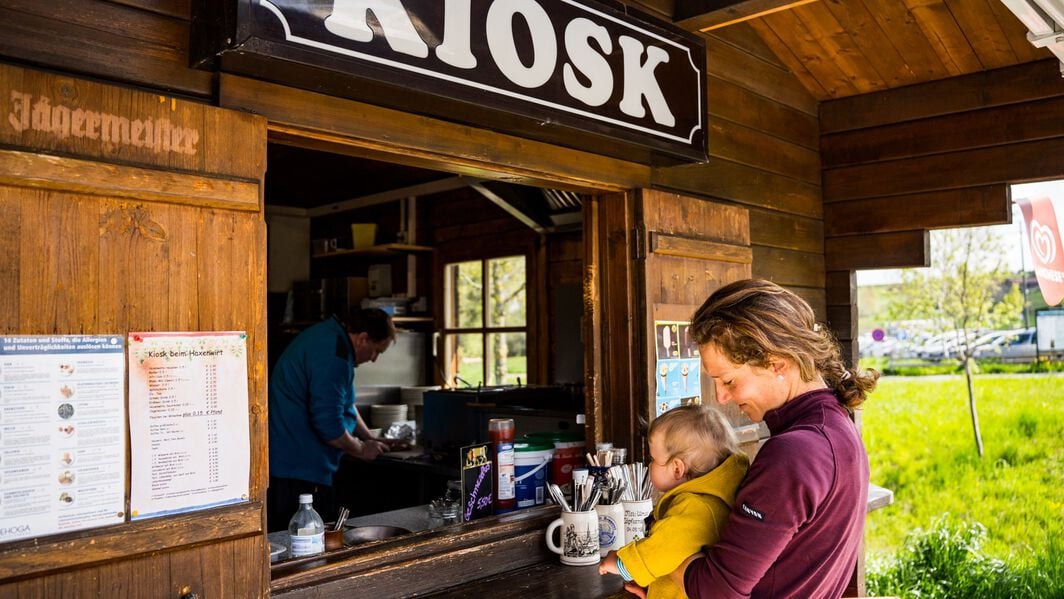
[489, 418, 516, 513]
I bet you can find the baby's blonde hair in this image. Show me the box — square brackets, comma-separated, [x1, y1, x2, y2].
[649, 404, 738, 480]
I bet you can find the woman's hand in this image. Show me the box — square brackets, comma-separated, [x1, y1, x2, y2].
[667, 552, 704, 593]
[623, 581, 647, 598]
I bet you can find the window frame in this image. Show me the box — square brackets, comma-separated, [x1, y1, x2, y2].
[440, 255, 529, 386]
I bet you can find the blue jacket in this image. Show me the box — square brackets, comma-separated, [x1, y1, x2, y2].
[269, 316, 359, 485]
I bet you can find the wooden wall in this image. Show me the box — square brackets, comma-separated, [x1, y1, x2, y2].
[652, 24, 826, 332]
[0, 0, 209, 99]
[0, 62, 269, 596]
[820, 58, 1064, 362]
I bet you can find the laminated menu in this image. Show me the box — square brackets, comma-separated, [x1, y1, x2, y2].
[0, 335, 126, 543]
[128, 332, 250, 519]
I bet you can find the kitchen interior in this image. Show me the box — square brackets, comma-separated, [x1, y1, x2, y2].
[264, 140, 590, 554]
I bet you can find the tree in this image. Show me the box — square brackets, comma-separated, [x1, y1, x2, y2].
[885, 227, 1024, 457]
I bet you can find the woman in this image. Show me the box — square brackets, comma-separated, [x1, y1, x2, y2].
[672, 279, 879, 598]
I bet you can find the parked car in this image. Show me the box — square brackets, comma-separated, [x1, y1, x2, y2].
[917, 330, 978, 361]
[973, 328, 1037, 361]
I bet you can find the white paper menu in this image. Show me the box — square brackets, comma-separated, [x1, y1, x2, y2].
[128, 332, 250, 520]
[0, 335, 126, 543]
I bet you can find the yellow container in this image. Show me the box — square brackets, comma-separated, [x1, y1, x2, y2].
[351, 223, 377, 250]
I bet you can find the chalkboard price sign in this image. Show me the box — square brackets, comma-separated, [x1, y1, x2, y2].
[460, 443, 494, 522]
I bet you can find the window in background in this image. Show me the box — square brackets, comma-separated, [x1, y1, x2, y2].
[443, 256, 527, 386]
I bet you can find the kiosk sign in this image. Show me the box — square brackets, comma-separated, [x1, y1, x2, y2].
[195, 0, 707, 162]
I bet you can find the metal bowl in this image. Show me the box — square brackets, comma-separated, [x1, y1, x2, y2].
[343, 525, 411, 546]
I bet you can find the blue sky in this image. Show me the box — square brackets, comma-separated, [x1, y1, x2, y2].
[855, 180, 1064, 287]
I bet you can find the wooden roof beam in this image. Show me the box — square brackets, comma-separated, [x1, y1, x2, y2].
[674, 0, 817, 32]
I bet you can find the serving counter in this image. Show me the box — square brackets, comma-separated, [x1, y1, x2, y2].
[270, 505, 570, 598]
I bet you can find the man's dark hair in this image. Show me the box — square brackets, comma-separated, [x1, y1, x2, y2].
[339, 308, 395, 342]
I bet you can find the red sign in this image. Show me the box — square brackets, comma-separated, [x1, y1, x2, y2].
[1017, 196, 1064, 306]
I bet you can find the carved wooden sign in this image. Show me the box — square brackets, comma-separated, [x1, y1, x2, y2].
[0, 65, 203, 166]
[194, 0, 707, 163]
[0, 64, 264, 185]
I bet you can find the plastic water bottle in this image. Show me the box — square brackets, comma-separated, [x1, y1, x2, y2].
[288, 493, 325, 557]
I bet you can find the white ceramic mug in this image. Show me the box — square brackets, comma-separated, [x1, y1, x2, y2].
[622, 498, 653, 544]
[595, 502, 625, 556]
[545, 509, 600, 566]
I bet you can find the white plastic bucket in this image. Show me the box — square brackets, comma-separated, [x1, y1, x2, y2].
[514, 443, 553, 508]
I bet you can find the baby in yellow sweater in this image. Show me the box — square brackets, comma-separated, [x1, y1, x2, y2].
[598, 404, 749, 599]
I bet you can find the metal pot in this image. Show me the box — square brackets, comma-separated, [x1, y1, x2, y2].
[343, 525, 411, 546]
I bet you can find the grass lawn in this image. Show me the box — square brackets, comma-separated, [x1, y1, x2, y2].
[862, 373, 1064, 564]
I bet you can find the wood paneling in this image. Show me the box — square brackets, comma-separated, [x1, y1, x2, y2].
[0, 0, 211, 97]
[0, 502, 261, 581]
[708, 75, 818, 150]
[0, 64, 268, 597]
[732, 0, 1050, 103]
[750, 208, 823, 253]
[641, 189, 751, 243]
[820, 59, 1064, 133]
[220, 75, 651, 194]
[109, 0, 190, 19]
[0, 535, 265, 598]
[751, 246, 824, 288]
[824, 186, 1010, 236]
[825, 269, 857, 358]
[708, 118, 820, 183]
[705, 29, 819, 115]
[825, 136, 1064, 202]
[677, 0, 817, 31]
[0, 63, 262, 181]
[822, 96, 1064, 168]
[272, 509, 557, 598]
[653, 158, 822, 217]
[825, 230, 929, 270]
[0, 150, 259, 211]
[649, 233, 753, 264]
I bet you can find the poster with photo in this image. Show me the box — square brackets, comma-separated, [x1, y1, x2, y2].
[128, 332, 250, 520]
[0, 335, 126, 543]
[654, 321, 702, 417]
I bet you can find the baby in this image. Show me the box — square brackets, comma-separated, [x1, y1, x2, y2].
[599, 404, 748, 599]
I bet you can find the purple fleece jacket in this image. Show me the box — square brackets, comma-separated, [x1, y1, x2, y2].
[683, 388, 869, 598]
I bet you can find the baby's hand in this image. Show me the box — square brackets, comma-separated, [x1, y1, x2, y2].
[598, 550, 619, 576]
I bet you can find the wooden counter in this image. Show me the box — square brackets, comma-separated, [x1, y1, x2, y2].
[271, 506, 562, 598]
[425, 561, 629, 598]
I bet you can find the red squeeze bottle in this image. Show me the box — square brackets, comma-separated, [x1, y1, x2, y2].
[489, 418, 516, 513]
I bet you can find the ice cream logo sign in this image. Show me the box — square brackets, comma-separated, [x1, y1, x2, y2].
[1030, 219, 1056, 265]
[1018, 196, 1064, 306]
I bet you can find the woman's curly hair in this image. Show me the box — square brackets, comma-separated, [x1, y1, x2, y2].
[689, 279, 878, 410]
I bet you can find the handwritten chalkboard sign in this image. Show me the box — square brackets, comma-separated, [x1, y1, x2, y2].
[460, 443, 493, 522]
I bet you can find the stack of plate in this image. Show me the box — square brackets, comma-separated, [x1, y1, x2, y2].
[370, 404, 408, 430]
[400, 386, 440, 405]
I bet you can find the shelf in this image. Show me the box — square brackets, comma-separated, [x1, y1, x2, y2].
[393, 316, 433, 323]
[312, 243, 433, 258]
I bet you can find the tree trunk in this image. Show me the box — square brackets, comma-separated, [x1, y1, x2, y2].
[963, 357, 984, 457]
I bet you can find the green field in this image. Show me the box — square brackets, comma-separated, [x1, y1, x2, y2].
[862, 374, 1064, 572]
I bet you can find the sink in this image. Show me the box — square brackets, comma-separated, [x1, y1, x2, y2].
[343, 525, 411, 546]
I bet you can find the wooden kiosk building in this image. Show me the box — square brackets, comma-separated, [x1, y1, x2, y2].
[0, 0, 1061, 596]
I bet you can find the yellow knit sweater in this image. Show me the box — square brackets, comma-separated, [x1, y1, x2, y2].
[616, 453, 749, 599]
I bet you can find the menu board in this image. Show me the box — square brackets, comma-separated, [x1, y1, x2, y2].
[128, 332, 250, 519]
[460, 443, 493, 522]
[0, 335, 126, 544]
[654, 321, 702, 417]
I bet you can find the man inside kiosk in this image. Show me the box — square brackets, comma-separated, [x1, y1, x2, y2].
[266, 308, 398, 531]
